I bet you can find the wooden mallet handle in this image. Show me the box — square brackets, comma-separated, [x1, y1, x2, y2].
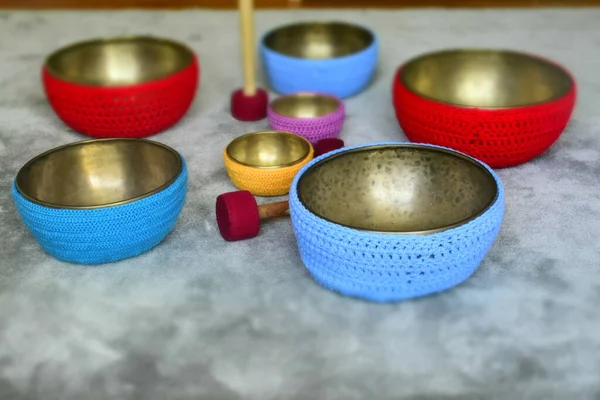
[258, 200, 289, 220]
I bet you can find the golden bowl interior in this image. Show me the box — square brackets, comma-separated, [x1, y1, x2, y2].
[400, 49, 573, 108]
[45, 36, 195, 86]
[16, 139, 182, 209]
[270, 93, 340, 118]
[297, 145, 498, 234]
[226, 131, 311, 169]
[263, 21, 374, 59]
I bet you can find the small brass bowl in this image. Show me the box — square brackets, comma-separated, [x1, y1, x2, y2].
[260, 21, 378, 98]
[42, 36, 200, 138]
[223, 130, 314, 196]
[270, 93, 341, 118]
[12, 138, 188, 264]
[267, 92, 345, 144]
[289, 143, 505, 302]
[393, 49, 576, 167]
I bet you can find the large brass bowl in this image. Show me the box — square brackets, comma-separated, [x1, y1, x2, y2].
[15, 138, 182, 209]
[399, 49, 573, 108]
[262, 21, 374, 60]
[44, 36, 195, 86]
[393, 49, 576, 168]
[296, 144, 498, 234]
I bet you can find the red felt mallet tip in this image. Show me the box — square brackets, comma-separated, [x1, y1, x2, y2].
[216, 190, 261, 241]
[230, 88, 269, 121]
[216, 190, 290, 241]
[314, 138, 345, 157]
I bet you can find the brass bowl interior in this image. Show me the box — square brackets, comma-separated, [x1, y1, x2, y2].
[227, 131, 311, 169]
[270, 93, 340, 118]
[297, 145, 498, 234]
[400, 49, 573, 108]
[45, 36, 195, 86]
[263, 21, 374, 59]
[16, 139, 182, 209]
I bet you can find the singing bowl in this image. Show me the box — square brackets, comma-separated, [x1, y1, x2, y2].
[260, 21, 378, 98]
[223, 130, 314, 197]
[12, 138, 188, 264]
[42, 36, 200, 139]
[393, 49, 576, 168]
[268, 92, 345, 144]
[289, 142, 505, 302]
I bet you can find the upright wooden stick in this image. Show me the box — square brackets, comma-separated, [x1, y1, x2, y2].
[239, 0, 256, 96]
[230, 0, 267, 121]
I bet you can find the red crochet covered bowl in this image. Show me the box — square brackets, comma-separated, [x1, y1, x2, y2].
[42, 36, 199, 139]
[392, 49, 576, 168]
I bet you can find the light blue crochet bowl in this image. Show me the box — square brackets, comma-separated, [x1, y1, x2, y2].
[12, 138, 187, 265]
[289, 142, 505, 302]
[260, 21, 378, 99]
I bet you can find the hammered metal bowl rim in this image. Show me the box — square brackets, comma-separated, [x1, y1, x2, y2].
[269, 92, 343, 119]
[15, 138, 183, 210]
[261, 20, 376, 60]
[398, 48, 575, 110]
[43, 35, 196, 87]
[295, 143, 500, 235]
[225, 130, 313, 170]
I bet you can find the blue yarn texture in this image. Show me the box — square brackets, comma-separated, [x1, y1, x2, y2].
[289, 143, 505, 302]
[12, 160, 188, 265]
[260, 34, 379, 99]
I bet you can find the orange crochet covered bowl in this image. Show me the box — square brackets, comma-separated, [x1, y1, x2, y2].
[42, 36, 199, 139]
[393, 49, 576, 168]
[223, 130, 314, 197]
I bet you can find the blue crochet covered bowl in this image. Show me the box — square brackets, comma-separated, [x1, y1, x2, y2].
[289, 142, 505, 302]
[12, 138, 187, 265]
[260, 21, 378, 99]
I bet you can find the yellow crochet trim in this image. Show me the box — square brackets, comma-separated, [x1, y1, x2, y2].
[223, 146, 314, 196]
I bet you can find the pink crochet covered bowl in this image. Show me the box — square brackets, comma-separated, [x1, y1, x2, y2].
[267, 92, 345, 144]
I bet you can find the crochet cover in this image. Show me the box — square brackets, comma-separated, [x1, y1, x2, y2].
[42, 57, 199, 139]
[289, 142, 505, 302]
[267, 93, 345, 144]
[12, 160, 188, 265]
[392, 67, 576, 168]
[260, 35, 378, 99]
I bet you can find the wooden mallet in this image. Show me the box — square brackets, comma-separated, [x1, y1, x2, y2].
[230, 0, 268, 121]
[216, 191, 288, 241]
[216, 138, 344, 241]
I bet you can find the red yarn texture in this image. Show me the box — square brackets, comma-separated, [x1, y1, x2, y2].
[42, 56, 199, 139]
[216, 191, 260, 241]
[392, 68, 576, 168]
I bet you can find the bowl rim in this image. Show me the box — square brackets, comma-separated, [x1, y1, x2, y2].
[268, 92, 343, 119]
[225, 130, 313, 170]
[295, 143, 500, 235]
[397, 48, 575, 109]
[15, 138, 183, 210]
[43, 35, 196, 87]
[261, 20, 376, 60]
